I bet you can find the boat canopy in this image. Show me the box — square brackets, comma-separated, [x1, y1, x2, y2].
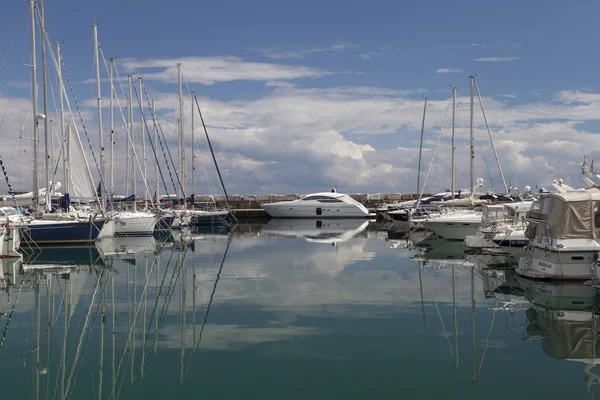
[531, 191, 600, 239]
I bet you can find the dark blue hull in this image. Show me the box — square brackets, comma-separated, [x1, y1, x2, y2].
[21, 220, 105, 246]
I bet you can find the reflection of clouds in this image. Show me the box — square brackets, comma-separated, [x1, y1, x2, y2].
[159, 323, 326, 350]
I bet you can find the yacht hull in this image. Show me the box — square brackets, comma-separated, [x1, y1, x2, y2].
[516, 245, 596, 280]
[262, 204, 371, 218]
[20, 219, 105, 245]
[114, 213, 158, 237]
[425, 220, 480, 241]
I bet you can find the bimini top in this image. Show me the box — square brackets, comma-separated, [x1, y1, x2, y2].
[531, 190, 600, 239]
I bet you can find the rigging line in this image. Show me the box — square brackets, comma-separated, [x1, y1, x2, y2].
[418, 94, 453, 203]
[474, 80, 509, 194]
[0, 283, 24, 349]
[37, 7, 108, 209]
[193, 95, 230, 208]
[64, 269, 104, 398]
[157, 252, 184, 330]
[113, 258, 158, 400]
[140, 83, 183, 199]
[184, 235, 232, 380]
[423, 267, 454, 359]
[0, 0, 27, 70]
[477, 309, 497, 376]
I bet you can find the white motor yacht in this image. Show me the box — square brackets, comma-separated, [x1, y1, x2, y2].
[262, 191, 373, 218]
[424, 209, 482, 241]
[517, 192, 600, 280]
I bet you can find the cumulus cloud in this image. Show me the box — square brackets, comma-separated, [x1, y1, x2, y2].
[120, 56, 332, 85]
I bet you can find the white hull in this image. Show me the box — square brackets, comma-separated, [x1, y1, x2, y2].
[114, 212, 158, 236]
[0, 228, 21, 259]
[425, 220, 480, 241]
[263, 203, 371, 218]
[517, 245, 596, 280]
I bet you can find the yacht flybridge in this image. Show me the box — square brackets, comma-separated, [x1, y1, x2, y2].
[262, 191, 374, 218]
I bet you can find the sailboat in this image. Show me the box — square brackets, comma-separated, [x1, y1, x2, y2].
[16, 1, 111, 247]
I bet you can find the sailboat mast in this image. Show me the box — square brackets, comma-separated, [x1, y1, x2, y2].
[92, 24, 105, 209]
[128, 75, 137, 212]
[191, 91, 195, 203]
[177, 63, 186, 207]
[29, 0, 39, 207]
[469, 76, 475, 204]
[451, 86, 456, 199]
[109, 58, 115, 199]
[139, 77, 148, 209]
[39, 1, 51, 211]
[416, 97, 427, 202]
[57, 42, 67, 199]
[153, 99, 159, 205]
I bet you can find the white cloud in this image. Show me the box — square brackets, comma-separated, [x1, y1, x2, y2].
[497, 94, 516, 98]
[436, 68, 463, 74]
[473, 57, 519, 62]
[120, 56, 332, 85]
[250, 41, 357, 60]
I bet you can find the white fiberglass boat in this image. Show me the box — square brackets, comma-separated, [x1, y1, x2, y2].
[113, 210, 159, 237]
[424, 210, 482, 241]
[262, 191, 373, 218]
[517, 192, 600, 280]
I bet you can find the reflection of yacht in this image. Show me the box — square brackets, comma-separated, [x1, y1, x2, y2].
[262, 191, 373, 218]
[95, 236, 158, 260]
[262, 219, 370, 244]
[520, 277, 600, 389]
[413, 236, 467, 262]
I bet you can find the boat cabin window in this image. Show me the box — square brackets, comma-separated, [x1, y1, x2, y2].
[302, 195, 342, 203]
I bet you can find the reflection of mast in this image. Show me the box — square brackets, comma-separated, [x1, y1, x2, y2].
[45, 275, 51, 400]
[131, 264, 136, 384]
[180, 250, 187, 383]
[418, 264, 428, 340]
[471, 266, 476, 383]
[98, 273, 105, 400]
[34, 277, 40, 400]
[452, 265, 459, 368]
[141, 255, 148, 379]
[154, 254, 159, 354]
[111, 273, 116, 400]
[184, 236, 232, 379]
[61, 274, 69, 400]
[424, 267, 453, 358]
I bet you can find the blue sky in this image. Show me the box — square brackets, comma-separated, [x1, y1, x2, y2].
[1, 0, 599, 195]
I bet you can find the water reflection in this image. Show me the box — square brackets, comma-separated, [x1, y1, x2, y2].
[1, 224, 599, 398]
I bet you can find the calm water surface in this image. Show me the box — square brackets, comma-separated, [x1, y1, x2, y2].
[0, 221, 597, 399]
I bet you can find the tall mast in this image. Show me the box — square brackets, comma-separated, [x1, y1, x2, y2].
[153, 99, 159, 206]
[29, 0, 39, 207]
[416, 97, 427, 202]
[474, 79, 509, 194]
[177, 63, 185, 207]
[109, 58, 115, 199]
[451, 86, 456, 199]
[92, 24, 105, 209]
[139, 77, 148, 210]
[57, 42, 67, 198]
[469, 76, 475, 204]
[191, 91, 195, 203]
[128, 75, 136, 212]
[39, 1, 51, 211]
